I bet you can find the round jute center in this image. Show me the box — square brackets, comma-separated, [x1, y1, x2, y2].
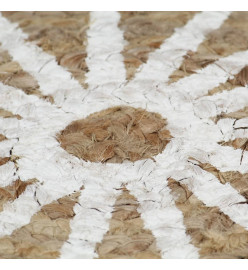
[57, 106, 172, 163]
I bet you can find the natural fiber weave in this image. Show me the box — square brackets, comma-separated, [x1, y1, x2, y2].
[58, 106, 171, 163]
[0, 11, 248, 259]
[96, 187, 161, 259]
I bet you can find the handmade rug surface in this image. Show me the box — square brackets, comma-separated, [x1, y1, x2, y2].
[0, 11, 248, 259]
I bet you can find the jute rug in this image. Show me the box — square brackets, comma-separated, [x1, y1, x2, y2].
[0, 11, 248, 259]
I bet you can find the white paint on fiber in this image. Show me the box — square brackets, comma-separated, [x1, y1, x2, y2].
[2, 10, 248, 259]
[0, 185, 40, 235]
[113, 11, 230, 103]
[0, 138, 93, 236]
[0, 82, 75, 132]
[194, 87, 248, 119]
[0, 13, 87, 116]
[203, 145, 248, 174]
[0, 83, 86, 234]
[127, 160, 199, 259]
[168, 50, 248, 99]
[204, 117, 248, 142]
[172, 162, 248, 230]
[0, 117, 22, 139]
[234, 117, 248, 129]
[86, 12, 126, 92]
[128, 11, 230, 84]
[0, 138, 17, 158]
[0, 161, 18, 187]
[60, 163, 124, 258]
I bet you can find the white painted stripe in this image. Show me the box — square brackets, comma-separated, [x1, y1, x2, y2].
[59, 161, 136, 258]
[188, 143, 248, 174]
[0, 161, 18, 187]
[69, 11, 128, 118]
[172, 162, 248, 230]
[234, 117, 248, 129]
[194, 87, 248, 119]
[0, 117, 21, 139]
[168, 50, 248, 99]
[129, 11, 230, 83]
[86, 12, 126, 92]
[0, 82, 56, 117]
[113, 11, 230, 103]
[209, 145, 248, 173]
[127, 160, 199, 259]
[60, 170, 122, 258]
[0, 82, 75, 134]
[0, 13, 87, 116]
[0, 83, 88, 236]
[0, 139, 17, 158]
[0, 185, 40, 234]
[155, 137, 248, 185]
[0, 146, 88, 236]
[114, 50, 248, 110]
[60, 159, 199, 259]
[217, 118, 248, 141]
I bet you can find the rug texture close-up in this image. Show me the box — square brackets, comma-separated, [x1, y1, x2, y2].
[1, 11, 248, 259]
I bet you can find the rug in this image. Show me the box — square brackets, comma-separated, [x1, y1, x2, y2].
[0, 11, 248, 259]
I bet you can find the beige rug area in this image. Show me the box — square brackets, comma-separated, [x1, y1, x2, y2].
[0, 11, 248, 259]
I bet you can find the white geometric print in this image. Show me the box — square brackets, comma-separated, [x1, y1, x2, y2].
[0, 11, 248, 259]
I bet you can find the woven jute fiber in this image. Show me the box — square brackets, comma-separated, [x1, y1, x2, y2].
[1, 11, 248, 259]
[58, 106, 172, 163]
